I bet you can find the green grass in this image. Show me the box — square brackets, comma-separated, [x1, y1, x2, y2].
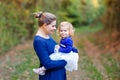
[8, 47, 119, 80]
[80, 52, 103, 80]
[10, 49, 39, 80]
[101, 53, 120, 80]
[0, 31, 20, 54]
[75, 23, 103, 34]
[1, 23, 119, 80]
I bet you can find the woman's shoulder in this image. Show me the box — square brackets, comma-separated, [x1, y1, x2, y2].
[34, 35, 56, 44]
[34, 36, 47, 43]
[34, 35, 51, 40]
[34, 36, 43, 41]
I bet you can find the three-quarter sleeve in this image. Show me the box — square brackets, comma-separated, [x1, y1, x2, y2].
[33, 39, 67, 70]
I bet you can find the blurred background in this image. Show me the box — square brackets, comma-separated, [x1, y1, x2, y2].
[0, 0, 120, 80]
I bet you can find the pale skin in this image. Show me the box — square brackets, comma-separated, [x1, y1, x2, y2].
[36, 20, 56, 38]
[59, 26, 70, 39]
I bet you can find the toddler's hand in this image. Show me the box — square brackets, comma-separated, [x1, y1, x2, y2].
[54, 45, 60, 53]
[55, 45, 60, 49]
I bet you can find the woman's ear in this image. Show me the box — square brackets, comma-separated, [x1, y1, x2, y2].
[42, 23, 47, 28]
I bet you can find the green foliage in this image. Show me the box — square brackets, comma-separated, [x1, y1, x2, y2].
[55, 0, 105, 27]
[75, 23, 103, 34]
[1, 24, 119, 80]
[0, 0, 106, 54]
[0, 1, 35, 54]
[0, 3, 19, 53]
[35, 0, 105, 27]
[9, 49, 38, 80]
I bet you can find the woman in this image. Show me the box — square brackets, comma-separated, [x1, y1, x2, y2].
[33, 21, 79, 75]
[33, 11, 67, 80]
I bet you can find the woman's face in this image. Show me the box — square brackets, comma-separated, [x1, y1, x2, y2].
[44, 20, 56, 34]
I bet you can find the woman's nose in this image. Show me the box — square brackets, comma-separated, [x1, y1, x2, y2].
[54, 27, 56, 30]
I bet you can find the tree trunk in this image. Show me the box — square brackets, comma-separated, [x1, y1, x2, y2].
[103, 0, 120, 41]
[100, 0, 120, 53]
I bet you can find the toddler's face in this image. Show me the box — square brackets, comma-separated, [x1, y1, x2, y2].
[59, 26, 69, 39]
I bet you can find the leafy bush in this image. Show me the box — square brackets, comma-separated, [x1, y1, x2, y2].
[0, 2, 34, 54]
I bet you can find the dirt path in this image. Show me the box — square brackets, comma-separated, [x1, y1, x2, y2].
[67, 35, 109, 80]
[0, 41, 32, 80]
[83, 39, 108, 80]
[0, 37, 110, 80]
[0, 40, 84, 80]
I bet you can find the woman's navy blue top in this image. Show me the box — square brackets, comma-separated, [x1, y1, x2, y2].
[33, 36, 67, 80]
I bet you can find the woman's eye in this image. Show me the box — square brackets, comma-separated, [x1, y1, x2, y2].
[52, 25, 56, 27]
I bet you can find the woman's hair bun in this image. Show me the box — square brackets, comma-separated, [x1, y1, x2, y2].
[33, 11, 43, 18]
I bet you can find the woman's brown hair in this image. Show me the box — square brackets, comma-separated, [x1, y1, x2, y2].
[33, 11, 56, 26]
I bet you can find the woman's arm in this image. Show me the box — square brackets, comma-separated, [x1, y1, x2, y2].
[33, 39, 67, 70]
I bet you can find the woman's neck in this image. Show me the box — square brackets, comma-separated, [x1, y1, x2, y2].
[36, 28, 49, 39]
